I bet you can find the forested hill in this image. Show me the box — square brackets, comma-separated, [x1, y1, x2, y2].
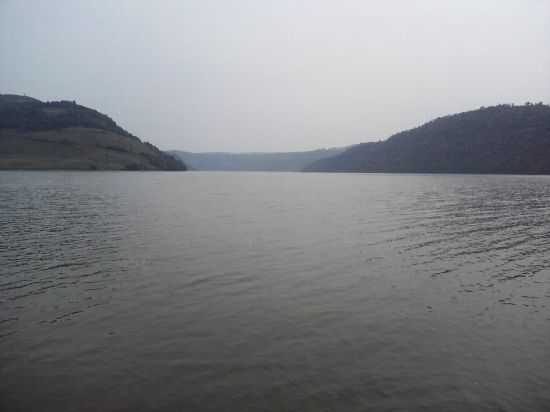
[0, 94, 135, 137]
[170, 148, 345, 171]
[0, 94, 186, 170]
[304, 104, 550, 174]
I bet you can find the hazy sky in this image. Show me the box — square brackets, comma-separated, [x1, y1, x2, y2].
[1, 1, 549, 152]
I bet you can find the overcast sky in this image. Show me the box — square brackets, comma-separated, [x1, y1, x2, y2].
[1, 1, 549, 152]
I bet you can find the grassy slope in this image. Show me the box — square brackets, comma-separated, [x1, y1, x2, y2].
[0, 128, 185, 170]
[0, 94, 186, 170]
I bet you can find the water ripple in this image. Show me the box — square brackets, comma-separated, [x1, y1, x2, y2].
[2, 172, 550, 412]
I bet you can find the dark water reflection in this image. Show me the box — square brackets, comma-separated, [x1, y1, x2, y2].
[1, 171, 549, 411]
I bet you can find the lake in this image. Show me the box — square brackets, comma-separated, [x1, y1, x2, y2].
[1, 171, 549, 411]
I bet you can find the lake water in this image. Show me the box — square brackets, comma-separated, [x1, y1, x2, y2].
[1, 171, 550, 411]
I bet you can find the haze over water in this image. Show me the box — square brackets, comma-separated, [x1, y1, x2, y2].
[1, 171, 550, 411]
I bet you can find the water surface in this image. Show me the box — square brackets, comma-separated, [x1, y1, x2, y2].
[1, 171, 549, 411]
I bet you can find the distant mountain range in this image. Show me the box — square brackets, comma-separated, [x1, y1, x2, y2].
[305, 104, 550, 174]
[0, 94, 186, 170]
[3, 95, 549, 175]
[169, 148, 345, 171]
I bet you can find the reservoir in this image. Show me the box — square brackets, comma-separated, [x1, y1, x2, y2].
[1, 171, 549, 411]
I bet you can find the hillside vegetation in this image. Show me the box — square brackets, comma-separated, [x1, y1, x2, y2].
[305, 104, 550, 174]
[0, 94, 186, 170]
